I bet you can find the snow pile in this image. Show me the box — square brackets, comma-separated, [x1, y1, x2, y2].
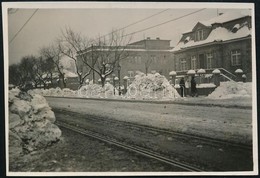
[28, 88, 77, 97]
[208, 81, 252, 99]
[78, 82, 115, 98]
[9, 88, 62, 155]
[126, 72, 180, 100]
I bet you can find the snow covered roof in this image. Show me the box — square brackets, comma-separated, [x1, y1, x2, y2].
[200, 11, 250, 26]
[172, 25, 251, 52]
[173, 11, 251, 52]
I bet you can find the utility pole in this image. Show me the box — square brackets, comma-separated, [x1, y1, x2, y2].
[91, 44, 95, 84]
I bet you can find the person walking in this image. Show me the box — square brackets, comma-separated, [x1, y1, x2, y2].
[179, 77, 185, 97]
[190, 76, 198, 97]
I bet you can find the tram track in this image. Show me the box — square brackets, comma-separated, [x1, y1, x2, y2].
[53, 108, 252, 151]
[56, 120, 204, 172]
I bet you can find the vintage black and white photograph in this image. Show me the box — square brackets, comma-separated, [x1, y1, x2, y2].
[3, 2, 257, 176]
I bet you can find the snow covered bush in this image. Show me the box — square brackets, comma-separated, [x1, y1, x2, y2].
[9, 88, 62, 154]
[126, 72, 180, 100]
[208, 81, 252, 99]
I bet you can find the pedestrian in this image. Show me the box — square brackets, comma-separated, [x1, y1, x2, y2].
[179, 77, 185, 97]
[190, 76, 198, 97]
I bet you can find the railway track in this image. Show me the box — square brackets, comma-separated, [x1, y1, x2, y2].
[54, 108, 252, 151]
[56, 120, 204, 172]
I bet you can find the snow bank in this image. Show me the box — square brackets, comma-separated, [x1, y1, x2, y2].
[208, 81, 252, 99]
[28, 74, 180, 100]
[125, 72, 180, 100]
[28, 88, 77, 97]
[9, 88, 62, 154]
[78, 82, 115, 98]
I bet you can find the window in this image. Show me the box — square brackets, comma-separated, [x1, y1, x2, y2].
[180, 58, 187, 71]
[191, 56, 197, 70]
[196, 30, 204, 41]
[231, 50, 241, 66]
[138, 56, 141, 63]
[134, 56, 138, 63]
[150, 55, 156, 63]
[206, 53, 213, 69]
[232, 24, 240, 33]
[128, 71, 134, 77]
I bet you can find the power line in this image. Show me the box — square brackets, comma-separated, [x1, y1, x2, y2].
[9, 9, 39, 44]
[93, 8, 170, 42]
[123, 8, 207, 37]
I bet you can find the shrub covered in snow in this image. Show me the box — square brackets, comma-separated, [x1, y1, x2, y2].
[126, 72, 180, 100]
[208, 81, 252, 99]
[9, 88, 62, 155]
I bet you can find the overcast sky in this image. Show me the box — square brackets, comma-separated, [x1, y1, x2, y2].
[6, 3, 252, 65]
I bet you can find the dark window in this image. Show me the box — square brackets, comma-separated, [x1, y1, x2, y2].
[231, 50, 241, 66]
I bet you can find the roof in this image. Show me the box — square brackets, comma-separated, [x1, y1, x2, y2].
[200, 11, 250, 26]
[173, 25, 251, 52]
[183, 11, 251, 34]
[129, 38, 171, 46]
[173, 12, 251, 52]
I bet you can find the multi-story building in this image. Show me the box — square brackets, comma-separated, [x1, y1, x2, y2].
[172, 11, 252, 81]
[77, 37, 174, 83]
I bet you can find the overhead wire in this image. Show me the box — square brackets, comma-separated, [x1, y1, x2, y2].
[123, 8, 207, 37]
[92, 8, 170, 42]
[9, 9, 39, 44]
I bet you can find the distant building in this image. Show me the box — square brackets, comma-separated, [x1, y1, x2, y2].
[172, 11, 252, 81]
[77, 37, 174, 83]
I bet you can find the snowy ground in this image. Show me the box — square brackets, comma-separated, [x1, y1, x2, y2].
[46, 97, 252, 145]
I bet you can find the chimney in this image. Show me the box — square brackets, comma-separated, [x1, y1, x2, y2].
[147, 37, 151, 40]
[156, 37, 160, 40]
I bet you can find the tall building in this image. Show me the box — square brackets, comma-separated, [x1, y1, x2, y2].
[172, 11, 252, 81]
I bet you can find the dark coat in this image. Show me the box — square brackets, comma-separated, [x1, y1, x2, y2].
[191, 78, 197, 92]
[179, 78, 185, 88]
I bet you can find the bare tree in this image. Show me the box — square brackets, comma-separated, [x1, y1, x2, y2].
[9, 63, 23, 87]
[32, 57, 54, 89]
[57, 27, 93, 88]
[40, 44, 67, 88]
[20, 56, 39, 88]
[9, 56, 39, 88]
[81, 30, 132, 87]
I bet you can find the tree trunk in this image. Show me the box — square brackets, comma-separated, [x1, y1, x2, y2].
[101, 77, 106, 88]
[145, 67, 148, 76]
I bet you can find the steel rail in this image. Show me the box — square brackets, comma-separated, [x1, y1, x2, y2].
[56, 121, 204, 172]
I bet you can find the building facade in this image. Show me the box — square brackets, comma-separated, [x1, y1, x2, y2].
[77, 37, 174, 83]
[172, 11, 252, 81]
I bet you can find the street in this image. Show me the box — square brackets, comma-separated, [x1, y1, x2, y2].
[46, 96, 252, 145]
[45, 96, 253, 171]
